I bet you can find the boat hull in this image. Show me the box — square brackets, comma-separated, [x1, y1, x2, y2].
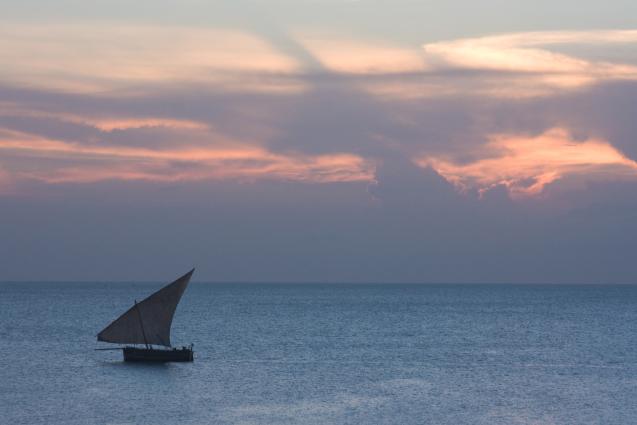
[123, 346, 194, 362]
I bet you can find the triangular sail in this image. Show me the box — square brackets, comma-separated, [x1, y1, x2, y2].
[97, 269, 194, 347]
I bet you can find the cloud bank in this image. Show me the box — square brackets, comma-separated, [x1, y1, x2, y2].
[1, 25, 636, 201]
[2, 23, 637, 281]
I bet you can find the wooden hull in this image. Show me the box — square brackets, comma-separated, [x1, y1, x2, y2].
[123, 346, 193, 362]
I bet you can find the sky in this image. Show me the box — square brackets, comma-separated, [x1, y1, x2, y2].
[1, 1, 637, 283]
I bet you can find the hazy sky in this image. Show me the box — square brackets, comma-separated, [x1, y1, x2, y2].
[2, 1, 637, 282]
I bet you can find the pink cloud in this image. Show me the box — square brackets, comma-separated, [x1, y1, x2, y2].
[418, 128, 637, 198]
[420, 31, 637, 97]
[0, 24, 304, 93]
[0, 127, 374, 185]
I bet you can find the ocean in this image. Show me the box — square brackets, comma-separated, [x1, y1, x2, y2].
[1, 282, 636, 424]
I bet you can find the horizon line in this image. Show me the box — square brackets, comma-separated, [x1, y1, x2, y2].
[1, 280, 636, 286]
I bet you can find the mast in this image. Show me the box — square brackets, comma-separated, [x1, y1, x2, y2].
[134, 300, 150, 349]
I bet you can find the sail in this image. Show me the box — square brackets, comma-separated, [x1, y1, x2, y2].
[97, 269, 194, 347]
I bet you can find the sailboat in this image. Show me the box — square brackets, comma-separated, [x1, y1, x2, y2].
[96, 269, 195, 362]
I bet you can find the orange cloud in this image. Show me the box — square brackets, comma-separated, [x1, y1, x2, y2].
[0, 103, 211, 132]
[32, 153, 372, 185]
[418, 128, 637, 198]
[0, 128, 374, 185]
[71, 118, 210, 132]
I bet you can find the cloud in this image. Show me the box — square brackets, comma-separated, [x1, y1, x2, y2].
[296, 35, 427, 74]
[0, 166, 12, 194]
[0, 101, 210, 132]
[4, 23, 636, 99]
[2, 14, 637, 282]
[0, 126, 373, 184]
[420, 30, 637, 97]
[423, 31, 637, 73]
[418, 128, 637, 198]
[0, 23, 304, 93]
[1, 24, 637, 203]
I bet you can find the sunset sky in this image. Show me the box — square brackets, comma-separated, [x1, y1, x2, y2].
[2, 1, 637, 282]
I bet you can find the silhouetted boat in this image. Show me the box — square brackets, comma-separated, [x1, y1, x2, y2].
[96, 269, 195, 362]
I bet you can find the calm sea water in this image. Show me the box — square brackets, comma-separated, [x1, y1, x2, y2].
[1, 283, 636, 425]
